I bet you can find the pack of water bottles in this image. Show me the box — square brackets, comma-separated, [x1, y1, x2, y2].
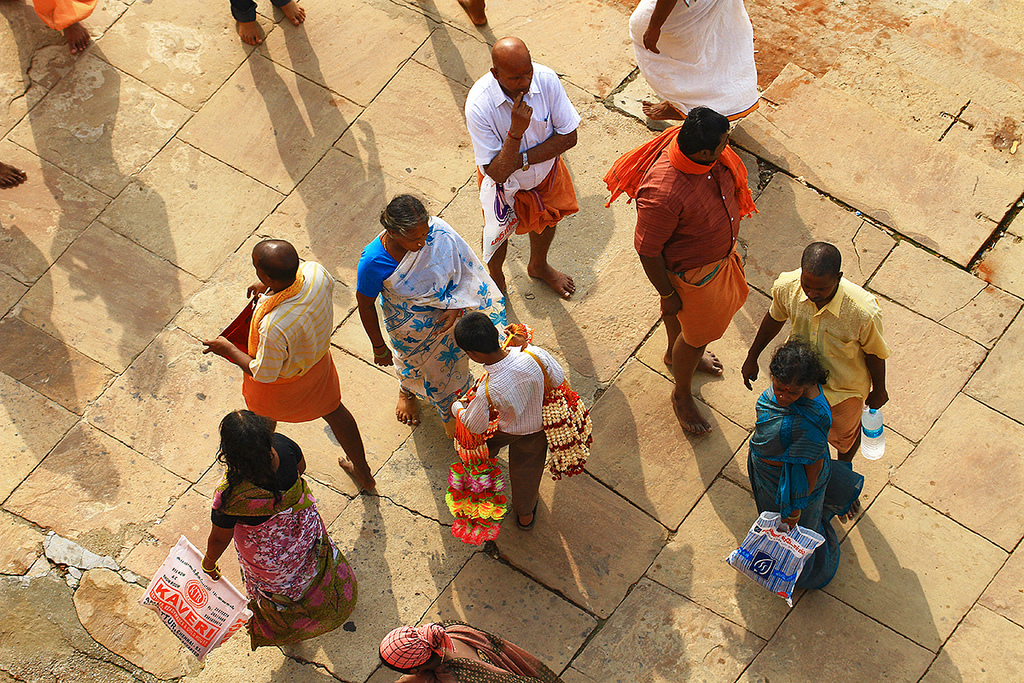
[726, 511, 824, 606]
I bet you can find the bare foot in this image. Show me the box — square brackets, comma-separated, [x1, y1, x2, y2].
[237, 20, 264, 45]
[0, 163, 27, 189]
[280, 0, 305, 25]
[457, 0, 487, 25]
[838, 497, 862, 523]
[63, 22, 90, 54]
[527, 263, 575, 299]
[339, 457, 376, 491]
[671, 388, 712, 434]
[641, 100, 684, 121]
[396, 390, 420, 426]
[696, 350, 724, 376]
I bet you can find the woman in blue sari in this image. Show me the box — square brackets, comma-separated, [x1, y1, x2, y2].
[748, 340, 863, 589]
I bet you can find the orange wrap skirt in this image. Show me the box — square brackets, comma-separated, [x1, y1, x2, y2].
[242, 352, 342, 423]
[32, 0, 97, 30]
[669, 249, 748, 348]
[477, 157, 579, 236]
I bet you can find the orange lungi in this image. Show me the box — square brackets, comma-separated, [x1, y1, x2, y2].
[828, 397, 864, 453]
[668, 249, 748, 349]
[32, 0, 97, 30]
[242, 351, 342, 423]
[477, 157, 579, 236]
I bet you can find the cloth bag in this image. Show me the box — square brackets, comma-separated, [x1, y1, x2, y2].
[480, 173, 520, 263]
[521, 349, 591, 479]
[139, 535, 252, 660]
[726, 511, 824, 606]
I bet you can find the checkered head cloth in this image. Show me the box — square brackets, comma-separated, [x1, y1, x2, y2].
[379, 624, 454, 670]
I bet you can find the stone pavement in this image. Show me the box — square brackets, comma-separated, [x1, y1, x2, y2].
[1, 0, 1023, 680]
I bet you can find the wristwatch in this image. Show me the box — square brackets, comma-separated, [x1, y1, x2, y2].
[522, 152, 530, 171]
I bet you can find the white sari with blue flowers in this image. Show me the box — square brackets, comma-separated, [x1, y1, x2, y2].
[380, 217, 506, 421]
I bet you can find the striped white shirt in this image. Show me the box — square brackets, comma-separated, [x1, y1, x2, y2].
[249, 261, 334, 383]
[453, 345, 566, 435]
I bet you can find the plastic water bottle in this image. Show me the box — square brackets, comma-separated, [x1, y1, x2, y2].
[860, 406, 885, 460]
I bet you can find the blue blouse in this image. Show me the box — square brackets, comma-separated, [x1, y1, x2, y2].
[356, 235, 399, 298]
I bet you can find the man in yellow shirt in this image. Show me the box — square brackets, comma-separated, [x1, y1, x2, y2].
[742, 242, 890, 464]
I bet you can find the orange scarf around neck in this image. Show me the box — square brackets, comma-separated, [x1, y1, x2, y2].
[667, 142, 758, 219]
[247, 268, 305, 357]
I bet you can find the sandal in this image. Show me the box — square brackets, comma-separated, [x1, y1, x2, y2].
[516, 501, 538, 531]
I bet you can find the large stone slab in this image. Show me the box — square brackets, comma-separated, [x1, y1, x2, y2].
[18, 223, 201, 373]
[411, 20, 491, 90]
[741, 173, 894, 294]
[260, 0, 432, 106]
[496, 470, 667, 618]
[371, 417, 457, 525]
[732, 64, 1018, 267]
[739, 590, 933, 683]
[648, 479, 793, 640]
[97, 138, 283, 279]
[9, 54, 190, 197]
[96, 0, 268, 110]
[73, 568, 196, 679]
[980, 543, 1024, 625]
[977, 228, 1024, 300]
[421, 553, 597, 671]
[0, 315, 115, 414]
[573, 578, 765, 683]
[921, 604, 1024, 683]
[871, 241, 1021, 348]
[0, 511, 45, 575]
[966, 301, 1024, 424]
[879, 297, 987, 442]
[179, 53, 359, 193]
[0, 140, 110, 285]
[0, 369, 78, 501]
[825, 486, 1007, 652]
[0, 273, 25, 318]
[190, 625, 337, 682]
[5, 422, 189, 559]
[0, 0, 62, 138]
[894, 394, 1024, 550]
[287, 495, 475, 682]
[588, 360, 747, 529]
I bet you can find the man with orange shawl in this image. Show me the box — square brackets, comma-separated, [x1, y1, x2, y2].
[202, 239, 375, 490]
[606, 107, 756, 434]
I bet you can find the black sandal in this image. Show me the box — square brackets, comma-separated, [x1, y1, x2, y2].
[516, 501, 538, 531]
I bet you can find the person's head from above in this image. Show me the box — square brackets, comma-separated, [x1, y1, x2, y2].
[491, 37, 533, 101]
[252, 239, 300, 292]
[676, 106, 731, 164]
[217, 410, 278, 493]
[800, 241, 843, 308]
[380, 195, 430, 252]
[454, 311, 501, 362]
[379, 624, 452, 675]
[769, 339, 828, 408]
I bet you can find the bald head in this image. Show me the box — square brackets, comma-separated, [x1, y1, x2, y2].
[252, 239, 299, 286]
[490, 37, 533, 99]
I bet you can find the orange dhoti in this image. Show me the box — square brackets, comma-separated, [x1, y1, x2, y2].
[477, 157, 579, 236]
[32, 0, 97, 30]
[242, 352, 342, 423]
[669, 249, 748, 349]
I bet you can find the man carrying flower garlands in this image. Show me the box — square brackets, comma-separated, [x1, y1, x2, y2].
[451, 313, 567, 531]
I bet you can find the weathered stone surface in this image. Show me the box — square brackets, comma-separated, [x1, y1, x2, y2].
[411, 21, 491, 89]
[97, 139, 283, 279]
[739, 590, 933, 682]
[825, 486, 1007, 651]
[179, 53, 359, 193]
[190, 626, 338, 682]
[331, 296, 383, 365]
[588, 360, 747, 529]
[733, 64, 1017, 267]
[895, 394, 1024, 551]
[87, 328, 248, 482]
[0, 511, 44, 575]
[0, 139, 110, 285]
[421, 553, 597, 670]
[97, 0, 267, 110]
[0, 273, 25, 317]
[9, 54, 190, 197]
[496, 471, 667, 618]
[287, 495, 475, 681]
[980, 544, 1024, 625]
[6, 421, 189, 559]
[18, 223, 202, 373]
[44, 532, 117, 571]
[574, 578, 765, 682]
[560, 668, 600, 683]
[648, 479, 792, 640]
[371, 417, 457, 525]
[921, 604, 1024, 683]
[966, 305, 1024, 424]
[0, 315, 115, 414]
[0, 0, 62, 138]
[871, 241, 1020, 347]
[261, 0, 432, 106]
[74, 568, 196, 679]
[741, 173, 894, 293]
[609, 74, 673, 133]
[879, 297, 987, 442]
[0, 369, 78, 501]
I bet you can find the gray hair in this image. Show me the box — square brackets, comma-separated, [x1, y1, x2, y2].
[380, 195, 429, 237]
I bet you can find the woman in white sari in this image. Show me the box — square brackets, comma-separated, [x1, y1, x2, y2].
[357, 195, 505, 433]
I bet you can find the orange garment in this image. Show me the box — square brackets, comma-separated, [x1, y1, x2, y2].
[666, 101, 760, 122]
[828, 397, 863, 453]
[32, 0, 97, 30]
[669, 248, 748, 348]
[477, 157, 578, 236]
[242, 352, 342, 423]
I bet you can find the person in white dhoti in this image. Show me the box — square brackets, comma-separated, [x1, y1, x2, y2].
[630, 0, 760, 121]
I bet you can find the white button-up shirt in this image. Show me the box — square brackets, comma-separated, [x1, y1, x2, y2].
[465, 63, 581, 190]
